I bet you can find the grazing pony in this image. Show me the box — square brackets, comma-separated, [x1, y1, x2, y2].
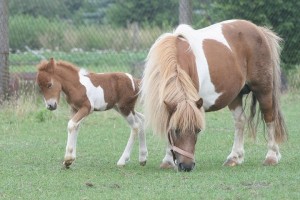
[36, 58, 147, 168]
[141, 19, 287, 172]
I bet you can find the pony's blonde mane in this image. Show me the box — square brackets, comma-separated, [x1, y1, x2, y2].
[141, 34, 205, 138]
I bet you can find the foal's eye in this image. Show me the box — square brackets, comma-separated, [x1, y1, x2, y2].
[46, 83, 52, 88]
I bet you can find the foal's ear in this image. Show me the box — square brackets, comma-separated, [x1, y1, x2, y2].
[196, 98, 203, 109]
[164, 100, 177, 115]
[46, 58, 55, 73]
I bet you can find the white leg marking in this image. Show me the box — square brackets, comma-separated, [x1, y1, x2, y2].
[136, 112, 148, 165]
[64, 119, 80, 166]
[225, 106, 246, 165]
[265, 122, 281, 164]
[160, 145, 176, 169]
[117, 112, 138, 166]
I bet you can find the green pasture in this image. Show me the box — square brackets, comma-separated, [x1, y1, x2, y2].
[0, 89, 299, 199]
[9, 50, 147, 74]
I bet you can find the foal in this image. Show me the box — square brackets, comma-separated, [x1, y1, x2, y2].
[36, 58, 147, 168]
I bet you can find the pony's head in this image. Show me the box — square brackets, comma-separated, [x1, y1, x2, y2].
[165, 98, 205, 172]
[36, 58, 62, 111]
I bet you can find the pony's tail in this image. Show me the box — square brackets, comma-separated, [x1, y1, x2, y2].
[249, 27, 287, 143]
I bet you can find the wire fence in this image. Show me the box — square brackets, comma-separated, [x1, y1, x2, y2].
[4, 0, 300, 95]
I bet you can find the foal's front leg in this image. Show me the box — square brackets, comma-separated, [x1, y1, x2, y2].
[63, 107, 89, 168]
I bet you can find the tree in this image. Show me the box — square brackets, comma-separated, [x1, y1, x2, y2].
[210, 0, 300, 68]
[0, 0, 9, 100]
[179, 0, 192, 25]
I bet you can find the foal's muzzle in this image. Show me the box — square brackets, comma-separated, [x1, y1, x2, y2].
[47, 102, 57, 110]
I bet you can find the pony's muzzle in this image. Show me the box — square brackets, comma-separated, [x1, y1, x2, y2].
[178, 162, 195, 172]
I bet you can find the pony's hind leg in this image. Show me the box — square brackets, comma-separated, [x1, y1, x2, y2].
[63, 107, 89, 168]
[224, 96, 246, 166]
[255, 92, 282, 165]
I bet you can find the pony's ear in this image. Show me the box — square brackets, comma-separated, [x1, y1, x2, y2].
[46, 58, 55, 73]
[164, 100, 177, 115]
[196, 98, 203, 109]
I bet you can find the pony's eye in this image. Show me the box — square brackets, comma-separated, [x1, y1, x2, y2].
[195, 128, 201, 133]
[47, 83, 52, 88]
[175, 129, 180, 136]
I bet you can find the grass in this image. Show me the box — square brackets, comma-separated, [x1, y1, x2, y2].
[0, 90, 300, 199]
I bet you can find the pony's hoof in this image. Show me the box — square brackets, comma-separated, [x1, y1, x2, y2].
[263, 157, 278, 166]
[223, 159, 238, 167]
[160, 161, 175, 169]
[139, 160, 147, 166]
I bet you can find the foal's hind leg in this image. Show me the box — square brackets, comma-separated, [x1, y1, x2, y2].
[116, 109, 147, 166]
[224, 96, 246, 166]
[135, 112, 148, 166]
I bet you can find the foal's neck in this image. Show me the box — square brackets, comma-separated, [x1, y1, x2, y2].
[54, 64, 81, 94]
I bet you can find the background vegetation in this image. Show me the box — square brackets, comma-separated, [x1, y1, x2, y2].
[8, 0, 300, 71]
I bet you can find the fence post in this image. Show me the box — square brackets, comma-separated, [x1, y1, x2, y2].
[0, 0, 9, 101]
[179, 0, 192, 25]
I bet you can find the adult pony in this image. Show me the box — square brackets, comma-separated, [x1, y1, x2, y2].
[36, 58, 147, 168]
[141, 19, 287, 172]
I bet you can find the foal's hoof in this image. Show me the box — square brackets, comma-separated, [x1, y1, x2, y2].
[223, 159, 238, 167]
[63, 160, 74, 169]
[140, 160, 147, 166]
[263, 157, 278, 166]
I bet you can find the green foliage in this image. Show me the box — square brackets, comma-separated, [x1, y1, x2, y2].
[210, 0, 300, 68]
[9, 15, 167, 51]
[106, 0, 179, 27]
[9, 0, 85, 20]
[9, 15, 65, 51]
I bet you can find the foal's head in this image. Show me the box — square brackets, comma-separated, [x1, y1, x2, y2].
[36, 58, 62, 111]
[165, 98, 205, 172]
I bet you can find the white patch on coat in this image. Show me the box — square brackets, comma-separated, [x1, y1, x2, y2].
[125, 73, 135, 91]
[78, 69, 108, 111]
[174, 22, 234, 110]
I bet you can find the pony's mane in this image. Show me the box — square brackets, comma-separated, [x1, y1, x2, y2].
[141, 34, 205, 138]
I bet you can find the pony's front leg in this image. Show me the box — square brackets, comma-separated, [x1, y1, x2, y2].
[63, 108, 89, 168]
[160, 145, 176, 169]
[224, 99, 246, 166]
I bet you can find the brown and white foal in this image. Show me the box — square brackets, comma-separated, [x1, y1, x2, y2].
[36, 58, 147, 168]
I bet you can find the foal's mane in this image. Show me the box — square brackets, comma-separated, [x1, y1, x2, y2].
[37, 59, 80, 74]
[141, 34, 205, 138]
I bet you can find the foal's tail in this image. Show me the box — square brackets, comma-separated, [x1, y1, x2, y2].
[249, 27, 287, 143]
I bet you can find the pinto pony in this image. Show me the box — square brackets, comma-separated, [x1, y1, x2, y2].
[141, 19, 287, 172]
[36, 58, 148, 168]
